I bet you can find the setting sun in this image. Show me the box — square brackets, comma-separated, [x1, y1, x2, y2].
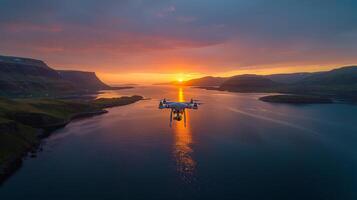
[175, 73, 195, 84]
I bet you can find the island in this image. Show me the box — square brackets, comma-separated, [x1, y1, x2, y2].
[259, 95, 333, 104]
[0, 95, 143, 184]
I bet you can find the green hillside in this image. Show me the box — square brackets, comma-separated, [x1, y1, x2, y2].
[0, 95, 143, 182]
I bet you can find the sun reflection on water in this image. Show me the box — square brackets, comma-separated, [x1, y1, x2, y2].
[173, 87, 196, 184]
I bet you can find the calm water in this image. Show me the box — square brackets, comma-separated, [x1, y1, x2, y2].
[1, 86, 357, 200]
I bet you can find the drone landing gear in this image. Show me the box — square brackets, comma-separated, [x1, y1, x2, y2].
[169, 109, 187, 128]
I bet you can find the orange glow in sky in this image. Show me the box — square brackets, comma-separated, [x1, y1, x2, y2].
[2, 1, 357, 85]
[98, 72, 205, 84]
[96, 63, 350, 84]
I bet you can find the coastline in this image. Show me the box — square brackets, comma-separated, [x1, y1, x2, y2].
[0, 95, 143, 185]
[195, 86, 357, 104]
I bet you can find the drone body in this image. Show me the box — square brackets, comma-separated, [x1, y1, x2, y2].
[159, 98, 200, 127]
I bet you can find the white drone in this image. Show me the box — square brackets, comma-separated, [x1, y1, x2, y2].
[159, 98, 201, 127]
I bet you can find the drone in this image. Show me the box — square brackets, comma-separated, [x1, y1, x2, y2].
[159, 98, 201, 127]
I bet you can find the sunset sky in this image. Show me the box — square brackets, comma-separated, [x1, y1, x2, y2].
[1, 0, 357, 84]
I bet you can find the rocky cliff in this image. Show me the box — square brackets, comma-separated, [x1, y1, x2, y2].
[57, 70, 111, 91]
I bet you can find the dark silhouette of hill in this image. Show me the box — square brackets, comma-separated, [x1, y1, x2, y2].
[0, 55, 123, 97]
[266, 73, 311, 84]
[299, 66, 357, 86]
[183, 76, 228, 86]
[0, 55, 75, 96]
[220, 74, 283, 92]
[283, 66, 357, 101]
[186, 66, 357, 102]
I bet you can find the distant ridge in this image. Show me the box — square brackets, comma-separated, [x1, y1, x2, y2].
[184, 66, 357, 87]
[265, 72, 311, 84]
[185, 66, 357, 102]
[183, 76, 228, 86]
[300, 66, 357, 86]
[220, 74, 282, 92]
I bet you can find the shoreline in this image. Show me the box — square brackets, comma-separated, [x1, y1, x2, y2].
[195, 86, 357, 104]
[0, 95, 143, 185]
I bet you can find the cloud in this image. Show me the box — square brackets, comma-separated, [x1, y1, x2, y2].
[155, 5, 176, 18]
[0, 0, 357, 75]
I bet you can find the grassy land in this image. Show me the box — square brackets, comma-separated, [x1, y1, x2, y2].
[93, 95, 143, 108]
[0, 122, 37, 163]
[0, 95, 143, 183]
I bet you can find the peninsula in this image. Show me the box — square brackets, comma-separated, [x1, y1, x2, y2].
[259, 95, 333, 104]
[0, 55, 143, 184]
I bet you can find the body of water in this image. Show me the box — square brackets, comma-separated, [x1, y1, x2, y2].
[1, 86, 357, 199]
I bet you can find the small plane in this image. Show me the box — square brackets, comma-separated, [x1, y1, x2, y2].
[159, 98, 201, 127]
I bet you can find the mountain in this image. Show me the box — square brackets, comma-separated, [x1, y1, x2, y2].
[219, 74, 283, 92]
[201, 66, 357, 102]
[181, 73, 312, 86]
[0, 55, 75, 96]
[299, 66, 357, 86]
[0, 55, 117, 97]
[57, 70, 111, 91]
[182, 76, 228, 86]
[285, 66, 357, 100]
[0, 55, 55, 69]
[265, 73, 312, 84]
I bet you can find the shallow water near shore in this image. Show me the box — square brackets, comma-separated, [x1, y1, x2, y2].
[1, 86, 357, 200]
